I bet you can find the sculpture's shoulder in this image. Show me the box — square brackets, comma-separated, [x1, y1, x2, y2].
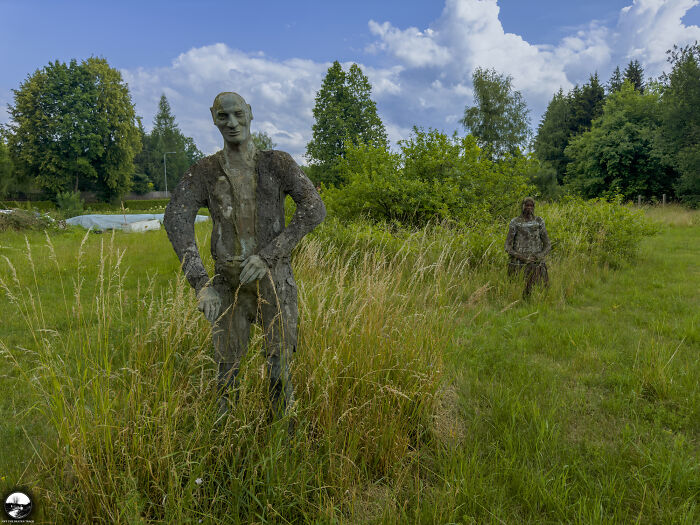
[535, 216, 546, 227]
[188, 152, 220, 176]
[256, 149, 297, 174]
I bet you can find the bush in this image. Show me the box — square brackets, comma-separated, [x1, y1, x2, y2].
[0, 200, 55, 212]
[124, 198, 170, 210]
[55, 191, 84, 217]
[322, 129, 534, 226]
[0, 209, 59, 232]
[312, 197, 658, 271]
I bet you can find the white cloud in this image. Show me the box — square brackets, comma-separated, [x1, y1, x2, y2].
[363, 0, 700, 132]
[122, 44, 330, 162]
[367, 20, 452, 67]
[117, 0, 700, 162]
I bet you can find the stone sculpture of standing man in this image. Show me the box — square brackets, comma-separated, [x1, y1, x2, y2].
[504, 197, 551, 298]
[164, 92, 326, 416]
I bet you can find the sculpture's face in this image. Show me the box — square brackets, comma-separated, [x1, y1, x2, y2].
[523, 200, 535, 216]
[212, 94, 251, 146]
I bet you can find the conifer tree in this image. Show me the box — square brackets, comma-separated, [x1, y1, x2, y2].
[607, 66, 623, 94]
[306, 61, 387, 186]
[534, 89, 571, 183]
[137, 94, 203, 191]
[624, 59, 645, 93]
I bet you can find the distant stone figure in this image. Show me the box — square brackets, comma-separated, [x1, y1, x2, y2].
[504, 197, 551, 298]
[164, 92, 326, 416]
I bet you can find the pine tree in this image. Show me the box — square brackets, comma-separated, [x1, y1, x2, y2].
[306, 61, 387, 186]
[534, 89, 571, 183]
[345, 64, 388, 150]
[569, 73, 605, 133]
[139, 94, 203, 191]
[607, 66, 623, 94]
[624, 59, 645, 93]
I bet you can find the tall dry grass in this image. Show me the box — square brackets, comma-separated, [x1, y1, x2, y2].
[1, 227, 467, 523]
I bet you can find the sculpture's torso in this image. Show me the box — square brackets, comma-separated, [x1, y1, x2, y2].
[510, 216, 545, 256]
[217, 151, 257, 260]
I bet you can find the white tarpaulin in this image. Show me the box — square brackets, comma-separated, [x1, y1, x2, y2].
[65, 213, 209, 231]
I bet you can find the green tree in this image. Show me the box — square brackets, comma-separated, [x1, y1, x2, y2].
[534, 75, 605, 185]
[624, 59, 645, 93]
[461, 67, 531, 160]
[565, 82, 676, 199]
[0, 136, 15, 198]
[534, 89, 571, 183]
[306, 61, 387, 186]
[139, 95, 203, 192]
[323, 128, 533, 225]
[607, 66, 624, 94]
[6, 57, 141, 201]
[658, 44, 700, 206]
[251, 131, 277, 151]
[569, 73, 605, 133]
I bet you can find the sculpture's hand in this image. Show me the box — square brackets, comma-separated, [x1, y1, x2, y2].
[239, 255, 268, 285]
[197, 287, 222, 323]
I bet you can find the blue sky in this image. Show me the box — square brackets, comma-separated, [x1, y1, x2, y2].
[1, 0, 699, 161]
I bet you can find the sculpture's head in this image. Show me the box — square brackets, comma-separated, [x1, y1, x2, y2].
[210, 92, 253, 146]
[522, 197, 535, 217]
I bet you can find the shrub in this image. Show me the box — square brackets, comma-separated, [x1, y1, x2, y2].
[55, 191, 84, 217]
[0, 209, 58, 232]
[312, 197, 658, 271]
[322, 129, 534, 226]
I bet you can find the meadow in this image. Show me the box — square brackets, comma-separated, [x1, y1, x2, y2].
[0, 201, 697, 524]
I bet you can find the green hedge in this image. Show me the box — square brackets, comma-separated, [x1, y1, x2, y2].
[0, 200, 55, 211]
[1, 199, 174, 213]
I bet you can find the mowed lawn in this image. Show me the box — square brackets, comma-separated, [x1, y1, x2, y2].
[0, 210, 697, 523]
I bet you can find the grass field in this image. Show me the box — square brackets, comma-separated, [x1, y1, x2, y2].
[0, 204, 697, 523]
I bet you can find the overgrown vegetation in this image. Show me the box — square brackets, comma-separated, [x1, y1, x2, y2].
[3, 202, 695, 523]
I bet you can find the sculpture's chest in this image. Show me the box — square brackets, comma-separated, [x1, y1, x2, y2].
[514, 221, 542, 249]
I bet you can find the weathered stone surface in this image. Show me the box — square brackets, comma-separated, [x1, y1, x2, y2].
[504, 197, 551, 297]
[164, 92, 326, 416]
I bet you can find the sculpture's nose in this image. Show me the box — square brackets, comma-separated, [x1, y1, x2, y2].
[227, 114, 239, 128]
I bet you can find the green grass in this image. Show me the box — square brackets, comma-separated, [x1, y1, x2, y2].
[0, 204, 697, 523]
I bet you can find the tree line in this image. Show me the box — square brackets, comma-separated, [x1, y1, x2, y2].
[534, 50, 700, 206]
[2, 48, 698, 211]
[0, 57, 276, 203]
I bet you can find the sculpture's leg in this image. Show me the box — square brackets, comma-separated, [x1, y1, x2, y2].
[523, 262, 548, 298]
[260, 273, 299, 417]
[213, 284, 256, 414]
[523, 262, 536, 298]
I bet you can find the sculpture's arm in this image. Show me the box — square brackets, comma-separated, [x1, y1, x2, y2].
[505, 220, 518, 257]
[538, 218, 552, 258]
[163, 168, 210, 294]
[257, 151, 326, 268]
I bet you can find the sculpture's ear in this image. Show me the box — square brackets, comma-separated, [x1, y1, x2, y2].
[210, 106, 216, 122]
[248, 104, 253, 121]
